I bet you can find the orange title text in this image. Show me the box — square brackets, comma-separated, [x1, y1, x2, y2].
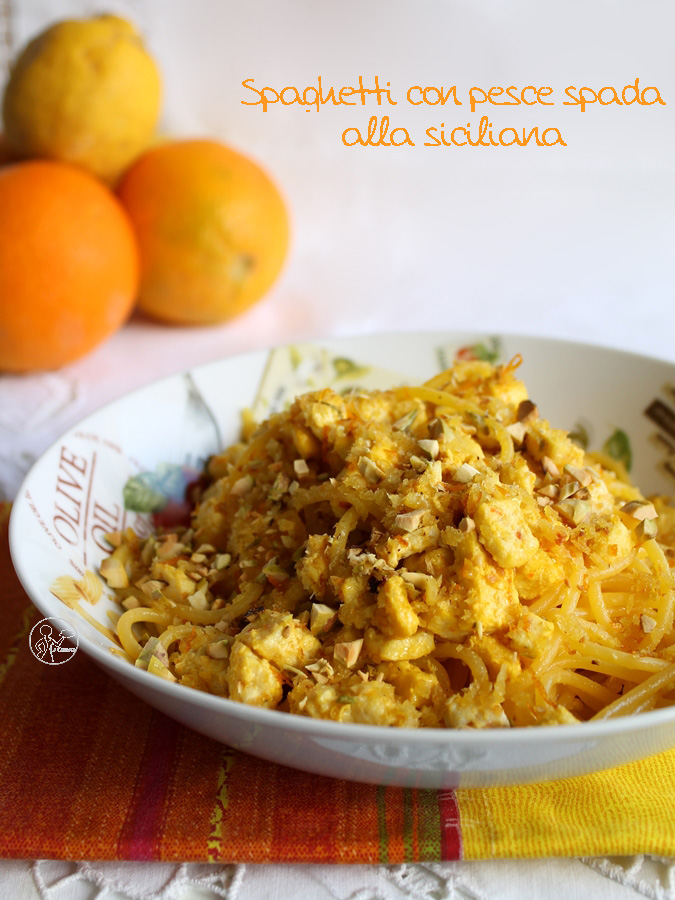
[241, 76, 666, 147]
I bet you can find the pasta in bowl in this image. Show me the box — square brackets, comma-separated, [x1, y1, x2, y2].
[10, 332, 675, 786]
[101, 356, 675, 729]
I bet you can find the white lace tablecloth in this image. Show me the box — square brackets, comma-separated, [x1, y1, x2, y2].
[1, 857, 675, 900]
[3, 1, 675, 897]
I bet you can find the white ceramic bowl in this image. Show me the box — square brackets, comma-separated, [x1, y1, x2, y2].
[11, 332, 675, 788]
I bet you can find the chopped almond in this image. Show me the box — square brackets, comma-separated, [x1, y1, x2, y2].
[100, 556, 129, 589]
[334, 638, 363, 668]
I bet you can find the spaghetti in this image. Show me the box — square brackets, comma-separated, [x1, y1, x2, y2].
[99, 358, 675, 728]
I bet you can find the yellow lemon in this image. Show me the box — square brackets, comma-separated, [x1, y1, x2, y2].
[2, 14, 161, 183]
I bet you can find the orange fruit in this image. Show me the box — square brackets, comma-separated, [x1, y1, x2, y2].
[0, 161, 138, 372]
[117, 140, 289, 325]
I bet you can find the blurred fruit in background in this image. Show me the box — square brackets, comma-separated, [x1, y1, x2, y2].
[2, 14, 161, 184]
[0, 14, 291, 371]
[117, 140, 290, 325]
[0, 134, 15, 167]
[0, 161, 138, 372]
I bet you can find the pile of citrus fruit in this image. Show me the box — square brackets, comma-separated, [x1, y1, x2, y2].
[0, 14, 289, 373]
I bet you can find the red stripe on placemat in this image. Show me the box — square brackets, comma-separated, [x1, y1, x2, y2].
[117, 710, 183, 860]
[438, 788, 462, 859]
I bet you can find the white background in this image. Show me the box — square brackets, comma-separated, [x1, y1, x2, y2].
[5, 0, 675, 364]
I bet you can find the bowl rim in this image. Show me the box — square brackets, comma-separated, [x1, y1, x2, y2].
[10, 329, 675, 747]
